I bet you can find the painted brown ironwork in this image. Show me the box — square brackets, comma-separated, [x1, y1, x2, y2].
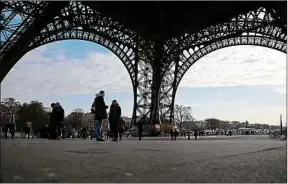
[0, 2, 286, 125]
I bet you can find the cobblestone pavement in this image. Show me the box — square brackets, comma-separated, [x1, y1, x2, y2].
[1, 135, 286, 183]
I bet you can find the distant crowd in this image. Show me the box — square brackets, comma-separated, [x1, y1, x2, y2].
[1, 90, 236, 142]
[0, 90, 144, 142]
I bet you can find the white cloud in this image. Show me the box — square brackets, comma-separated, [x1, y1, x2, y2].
[180, 46, 286, 88]
[1, 44, 132, 102]
[275, 87, 286, 94]
[1, 44, 286, 105]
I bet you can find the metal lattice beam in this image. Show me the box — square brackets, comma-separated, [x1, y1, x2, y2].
[0, 1, 154, 125]
[159, 7, 287, 122]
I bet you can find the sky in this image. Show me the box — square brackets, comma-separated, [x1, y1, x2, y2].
[1, 40, 286, 125]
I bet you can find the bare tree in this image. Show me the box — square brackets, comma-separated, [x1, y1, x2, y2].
[0, 98, 21, 127]
[65, 108, 84, 129]
[231, 121, 240, 129]
[174, 105, 194, 125]
[205, 118, 221, 131]
[219, 120, 231, 133]
[2, 98, 21, 114]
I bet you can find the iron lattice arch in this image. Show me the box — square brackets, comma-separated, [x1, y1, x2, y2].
[159, 7, 287, 122]
[0, 1, 154, 124]
[0, 2, 286, 124]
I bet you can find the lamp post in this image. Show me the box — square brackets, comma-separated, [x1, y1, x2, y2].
[280, 114, 283, 135]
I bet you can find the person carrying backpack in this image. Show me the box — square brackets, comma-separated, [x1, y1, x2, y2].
[91, 91, 108, 142]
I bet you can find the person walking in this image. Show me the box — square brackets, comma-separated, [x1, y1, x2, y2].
[25, 122, 31, 139]
[49, 103, 58, 139]
[228, 130, 232, 136]
[72, 128, 76, 140]
[91, 91, 108, 142]
[173, 125, 179, 140]
[194, 129, 198, 140]
[108, 100, 122, 142]
[118, 117, 126, 141]
[43, 124, 49, 139]
[53, 102, 65, 140]
[101, 119, 110, 139]
[90, 128, 94, 140]
[170, 128, 174, 141]
[138, 117, 146, 141]
[81, 126, 88, 140]
[4, 113, 15, 139]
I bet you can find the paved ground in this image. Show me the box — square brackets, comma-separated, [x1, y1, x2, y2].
[1, 135, 286, 183]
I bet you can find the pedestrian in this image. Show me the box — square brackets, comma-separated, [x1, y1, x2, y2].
[4, 113, 15, 139]
[44, 124, 49, 139]
[81, 126, 87, 140]
[138, 117, 146, 141]
[101, 119, 110, 139]
[48, 103, 58, 139]
[90, 128, 94, 140]
[173, 125, 179, 140]
[91, 91, 108, 142]
[108, 100, 121, 142]
[194, 129, 198, 140]
[170, 128, 174, 140]
[25, 122, 31, 139]
[118, 117, 126, 141]
[229, 130, 232, 136]
[72, 128, 76, 140]
[55, 102, 65, 140]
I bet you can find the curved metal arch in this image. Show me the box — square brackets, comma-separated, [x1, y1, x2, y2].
[0, 0, 155, 124]
[173, 7, 286, 52]
[28, 29, 137, 87]
[176, 35, 286, 88]
[163, 7, 287, 75]
[159, 34, 286, 122]
[26, 28, 141, 122]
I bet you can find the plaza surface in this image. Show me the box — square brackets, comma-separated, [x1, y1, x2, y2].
[1, 135, 287, 183]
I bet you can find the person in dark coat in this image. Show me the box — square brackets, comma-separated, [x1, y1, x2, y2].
[108, 100, 122, 142]
[81, 126, 88, 140]
[138, 117, 147, 141]
[91, 90, 108, 142]
[90, 128, 94, 140]
[25, 122, 31, 139]
[43, 124, 49, 139]
[118, 117, 126, 141]
[228, 130, 232, 136]
[4, 113, 15, 139]
[194, 130, 198, 140]
[55, 102, 65, 139]
[49, 103, 58, 139]
[170, 128, 174, 141]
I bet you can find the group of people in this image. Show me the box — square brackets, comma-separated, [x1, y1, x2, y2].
[91, 90, 127, 142]
[1, 113, 15, 139]
[1, 90, 144, 141]
[29, 90, 129, 142]
[47, 102, 65, 139]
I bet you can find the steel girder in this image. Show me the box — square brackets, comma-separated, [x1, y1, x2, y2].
[0, 1, 70, 79]
[159, 7, 287, 122]
[0, 1, 154, 125]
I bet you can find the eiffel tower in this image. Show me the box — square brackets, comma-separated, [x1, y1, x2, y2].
[0, 1, 286, 125]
